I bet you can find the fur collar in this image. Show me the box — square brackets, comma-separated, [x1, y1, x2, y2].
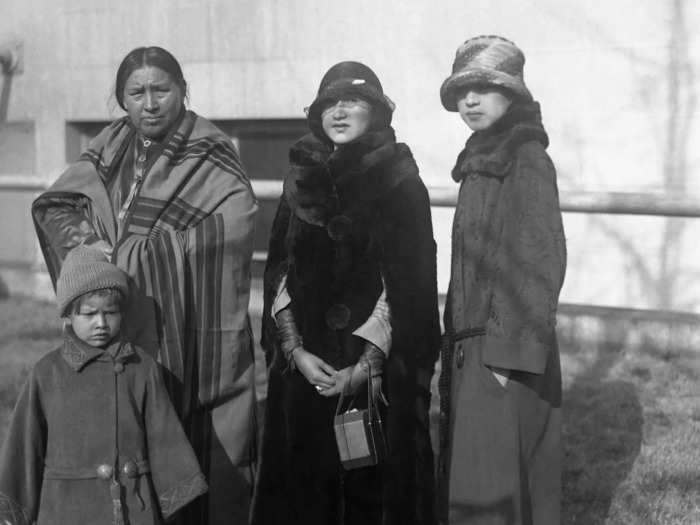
[61, 326, 134, 372]
[284, 128, 412, 226]
[452, 101, 549, 182]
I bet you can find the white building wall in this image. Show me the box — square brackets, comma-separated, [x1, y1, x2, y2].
[1, 0, 699, 311]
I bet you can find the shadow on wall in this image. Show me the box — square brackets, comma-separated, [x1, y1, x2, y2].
[558, 316, 644, 524]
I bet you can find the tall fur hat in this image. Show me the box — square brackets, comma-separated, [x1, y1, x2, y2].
[56, 245, 129, 316]
[440, 35, 532, 111]
[305, 61, 395, 139]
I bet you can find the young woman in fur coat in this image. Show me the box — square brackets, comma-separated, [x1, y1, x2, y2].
[251, 61, 441, 525]
[437, 36, 567, 525]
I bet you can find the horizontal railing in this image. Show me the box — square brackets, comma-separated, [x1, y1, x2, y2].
[0, 175, 48, 191]
[4, 175, 700, 218]
[430, 186, 700, 217]
[5, 174, 700, 316]
[251, 181, 700, 218]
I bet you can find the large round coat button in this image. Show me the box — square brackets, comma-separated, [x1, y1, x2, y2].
[97, 464, 113, 480]
[327, 215, 352, 241]
[113, 362, 125, 374]
[325, 303, 351, 330]
[122, 461, 138, 478]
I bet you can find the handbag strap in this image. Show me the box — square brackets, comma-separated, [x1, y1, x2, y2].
[334, 363, 377, 417]
[335, 387, 347, 416]
[366, 362, 375, 422]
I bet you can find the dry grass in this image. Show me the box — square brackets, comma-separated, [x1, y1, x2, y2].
[0, 297, 698, 523]
[559, 317, 700, 524]
[0, 297, 62, 442]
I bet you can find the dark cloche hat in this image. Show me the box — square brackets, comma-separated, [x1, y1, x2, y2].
[305, 61, 395, 135]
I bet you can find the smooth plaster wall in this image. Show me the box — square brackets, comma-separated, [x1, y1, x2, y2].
[2, 0, 700, 310]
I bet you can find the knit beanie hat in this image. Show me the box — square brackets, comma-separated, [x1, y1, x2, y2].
[440, 35, 532, 112]
[305, 61, 396, 139]
[56, 245, 129, 316]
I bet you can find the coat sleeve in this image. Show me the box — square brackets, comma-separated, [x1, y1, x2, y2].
[379, 175, 441, 366]
[352, 285, 392, 355]
[32, 157, 118, 286]
[260, 195, 293, 365]
[0, 369, 47, 525]
[144, 360, 208, 520]
[32, 198, 99, 261]
[482, 143, 567, 374]
[376, 171, 440, 524]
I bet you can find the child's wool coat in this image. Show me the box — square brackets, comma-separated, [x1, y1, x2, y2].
[0, 330, 207, 525]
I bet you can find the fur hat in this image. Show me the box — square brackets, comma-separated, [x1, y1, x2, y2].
[440, 35, 532, 111]
[56, 245, 129, 316]
[305, 61, 395, 138]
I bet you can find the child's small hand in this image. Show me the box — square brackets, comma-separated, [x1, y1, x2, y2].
[89, 239, 113, 259]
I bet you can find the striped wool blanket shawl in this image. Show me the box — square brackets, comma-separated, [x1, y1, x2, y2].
[33, 111, 257, 418]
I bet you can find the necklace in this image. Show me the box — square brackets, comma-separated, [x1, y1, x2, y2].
[117, 136, 152, 224]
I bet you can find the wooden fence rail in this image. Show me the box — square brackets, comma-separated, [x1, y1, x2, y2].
[3, 175, 700, 218]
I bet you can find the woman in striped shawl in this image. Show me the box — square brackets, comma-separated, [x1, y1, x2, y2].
[32, 46, 258, 525]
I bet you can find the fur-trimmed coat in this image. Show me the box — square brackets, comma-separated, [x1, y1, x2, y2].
[438, 102, 566, 525]
[0, 329, 207, 525]
[252, 129, 441, 525]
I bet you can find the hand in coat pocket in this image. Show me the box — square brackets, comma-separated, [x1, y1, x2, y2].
[488, 366, 510, 387]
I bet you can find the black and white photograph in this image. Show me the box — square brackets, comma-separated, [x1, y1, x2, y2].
[0, 1, 698, 524]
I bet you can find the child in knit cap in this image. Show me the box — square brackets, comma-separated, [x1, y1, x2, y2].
[0, 245, 207, 525]
[437, 36, 567, 525]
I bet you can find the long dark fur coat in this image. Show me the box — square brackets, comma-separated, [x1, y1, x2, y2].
[252, 128, 441, 525]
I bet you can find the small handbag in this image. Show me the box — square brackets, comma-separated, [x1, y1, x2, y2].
[333, 365, 387, 470]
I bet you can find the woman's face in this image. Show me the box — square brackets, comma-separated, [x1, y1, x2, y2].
[122, 66, 184, 139]
[456, 85, 512, 131]
[321, 97, 372, 145]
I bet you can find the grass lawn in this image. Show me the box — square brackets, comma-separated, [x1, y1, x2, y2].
[558, 315, 700, 524]
[0, 296, 698, 523]
[0, 297, 63, 439]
